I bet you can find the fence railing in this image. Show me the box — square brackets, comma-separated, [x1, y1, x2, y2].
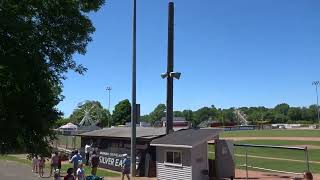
[53, 135, 81, 150]
[234, 143, 310, 179]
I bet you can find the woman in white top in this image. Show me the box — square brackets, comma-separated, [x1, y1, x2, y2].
[32, 155, 38, 173]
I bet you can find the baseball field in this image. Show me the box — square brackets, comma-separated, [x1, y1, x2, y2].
[209, 129, 320, 175]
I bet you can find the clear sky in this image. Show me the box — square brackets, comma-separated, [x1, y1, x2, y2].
[58, 0, 320, 117]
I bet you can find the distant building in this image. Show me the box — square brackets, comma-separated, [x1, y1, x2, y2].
[161, 117, 191, 128]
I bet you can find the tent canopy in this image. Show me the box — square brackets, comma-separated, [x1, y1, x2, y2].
[59, 122, 78, 130]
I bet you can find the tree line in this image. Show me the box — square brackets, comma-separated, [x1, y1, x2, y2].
[142, 103, 319, 126]
[61, 101, 319, 129]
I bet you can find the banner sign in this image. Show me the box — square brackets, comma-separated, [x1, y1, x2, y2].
[98, 151, 139, 172]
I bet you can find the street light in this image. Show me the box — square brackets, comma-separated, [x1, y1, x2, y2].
[106, 86, 112, 127]
[131, 0, 137, 177]
[312, 81, 320, 124]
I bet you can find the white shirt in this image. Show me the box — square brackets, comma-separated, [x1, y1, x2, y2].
[77, 168, 85, 180]
[85, 144, 91, 153]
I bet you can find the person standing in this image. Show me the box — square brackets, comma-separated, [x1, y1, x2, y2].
[58, 152, 62, 171]
[64, 168, 75, 180]
[84, 142, 92, 166]
[76, 161, 86, 180]
[38, 155, 45, 177]
[121, 154, 131, 180]
[90, 151, 100, 176]
[32, 155, 39, 173]
[69, 150, 82, 176]
[50, 152, 60, 176]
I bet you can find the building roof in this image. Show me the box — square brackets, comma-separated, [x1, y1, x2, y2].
[150, 128, 222, 148]
[161, 117, 186, 122]
[78, 127, 168, 140]
[77, 124, 101, 132]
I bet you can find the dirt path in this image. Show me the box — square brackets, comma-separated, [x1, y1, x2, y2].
[222, 137, 320, 141]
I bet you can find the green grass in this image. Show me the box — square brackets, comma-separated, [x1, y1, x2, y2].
[221, 129, 320, 137]
[209, 140, 320, 174]
[0, 155, 30, 164]
[61, 164, 119, 177]
[209, 144, 320, 162]
[236, 140, 320, 147]
[208, 147, 320, 173]
[0, 155, 120, 177]
[235, 156, 320, 173]
[234, 146, 320, 162]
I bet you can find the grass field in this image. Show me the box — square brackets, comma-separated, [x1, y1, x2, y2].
[210, 129, 320, 174]
[221, 129, 320, 137]
[0, 155, 120, 177]
[236, 139, 320, 146]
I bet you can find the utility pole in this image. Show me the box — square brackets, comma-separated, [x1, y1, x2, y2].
[166, 1, 174, 135]
[131, 0, 137, 177]
[161, 2, 181, 135]
[312, 81, 320, 124]
[106, 86, 112, 127]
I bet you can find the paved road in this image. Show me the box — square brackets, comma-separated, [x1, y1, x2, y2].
[0, 160, 47, 180]
[0, 160, 154, 180]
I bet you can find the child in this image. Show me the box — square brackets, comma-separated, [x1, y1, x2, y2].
[64, 168, 75, 180]
[38, 155, 45, 177]
[76, 161, 86, 180]
[32, 155, 38, 173]
[53, 168, 61, 180]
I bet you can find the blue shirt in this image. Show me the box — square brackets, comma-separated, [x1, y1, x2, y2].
[123, 158, 130, 170]
[70, 154, 82, 166]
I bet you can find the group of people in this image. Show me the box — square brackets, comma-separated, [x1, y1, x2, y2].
[32, 155, 48, 177]
[32, 152, 62, 178]
[69, 149, 100, 180]
[31, 149, 100, 180]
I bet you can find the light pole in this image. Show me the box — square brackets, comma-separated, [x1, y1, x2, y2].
[106, 86, 112, 127]
[131, 0, 137, 177]
[312, 81, 320, 124]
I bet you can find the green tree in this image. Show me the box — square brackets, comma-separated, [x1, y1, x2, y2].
[140, 114, 151, 122]
[288, 107, 302, 121]
[54, 118, 70, 128]
[112, 99, 131, 126]
[149, 104, 166, 125]
[182, 110, 194, 122]
[274, 103, 290, 115]
[193, 107, 213, 127]
[174, 111, 183, 117]
[69, 100, 110, 127]
[0, 0, 105, 154]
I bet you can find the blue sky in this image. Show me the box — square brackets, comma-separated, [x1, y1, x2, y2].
[58, 0, 320, 117]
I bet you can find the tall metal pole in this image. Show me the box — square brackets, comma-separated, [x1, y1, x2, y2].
[166, 2, 174, 135]
[312, 81, 320, 124]
[106, 87, 112, 127]
[131, 0, 137, 177]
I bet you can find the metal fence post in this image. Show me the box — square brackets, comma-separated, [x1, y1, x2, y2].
[304, 147, 310, 172]
[246, 147, 248, 180]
